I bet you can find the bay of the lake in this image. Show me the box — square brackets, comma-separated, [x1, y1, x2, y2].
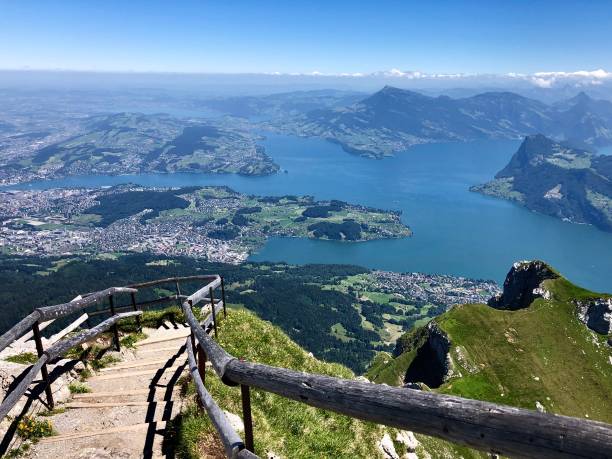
[11, 133, 612, 292]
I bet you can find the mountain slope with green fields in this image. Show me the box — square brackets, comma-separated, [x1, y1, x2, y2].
[471, 134, 612, 231]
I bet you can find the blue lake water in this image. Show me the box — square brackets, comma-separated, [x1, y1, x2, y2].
[10, 134, 612, 292]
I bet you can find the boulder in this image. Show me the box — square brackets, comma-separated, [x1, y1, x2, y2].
[378, 433, 400, 459]
[396, 430, 419, 452]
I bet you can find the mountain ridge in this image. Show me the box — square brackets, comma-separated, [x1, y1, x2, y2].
[472, 134, 612, 231]
[284, 86, 612, 157]
[366, 260, 611, 456]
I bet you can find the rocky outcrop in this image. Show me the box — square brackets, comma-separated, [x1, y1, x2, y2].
[379, 433, 400, 459]
[575, 297, 612, 335]
[488, 260, 558, 310]
[403, 322, 453, 388]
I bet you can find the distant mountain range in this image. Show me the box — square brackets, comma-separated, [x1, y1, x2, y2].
[284, 86, 612, 157]
[200, 89, 365, 120]
[472, 134, 612, 231]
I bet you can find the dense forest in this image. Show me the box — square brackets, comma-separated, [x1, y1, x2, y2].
[0, 254, 393, 372]
[86, 189, 191, 226]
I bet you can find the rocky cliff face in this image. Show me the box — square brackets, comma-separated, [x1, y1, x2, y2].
[403, 321, 453, 388]
[575, 297, 612, 335]
[488, 260, 559, 310]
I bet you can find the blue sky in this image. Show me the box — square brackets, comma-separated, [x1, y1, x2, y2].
[1, 0, 611, 74]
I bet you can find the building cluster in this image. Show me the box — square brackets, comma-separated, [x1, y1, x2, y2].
[0, 187, 249, 263]
[372, 270, 500, 307]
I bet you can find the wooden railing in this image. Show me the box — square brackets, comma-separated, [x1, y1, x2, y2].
[182, 276, 612, 459]
[0, 276, 216, 420]
[1, 275, 611, 459]
[0, 286, 141, 418]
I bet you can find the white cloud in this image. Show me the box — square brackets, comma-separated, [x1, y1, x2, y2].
[509, 69, 612, 88]
[251, 68, 612, 88]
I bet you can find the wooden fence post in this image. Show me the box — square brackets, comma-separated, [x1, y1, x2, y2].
[109, 295, 120, 352]
[221, 277, 227, 318]
[241, 384, 254, 452]
[32, 322, 54, 409]
[188, 299, 197, 359]
[209, 287, 218, 339]
[175, 280, 182, 300]
[197, 344, 207, 387]
[130, 292, 142, 333]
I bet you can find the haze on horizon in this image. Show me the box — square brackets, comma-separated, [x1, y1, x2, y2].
[1, 0, 612, 76]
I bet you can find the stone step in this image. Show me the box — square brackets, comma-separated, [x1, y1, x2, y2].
[72, 388, 179, 400]
[99, 357, 184, 372]
[136, 345, 185, 355]
[88, 365, 186, 381]
[136, 331, 191, 347]
[46, 399, 182, 436]
[66, 401, 153, 409]
[38, 421, 166, 443]
[85, 368, 186, 394]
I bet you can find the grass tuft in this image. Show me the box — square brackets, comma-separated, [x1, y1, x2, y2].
[68, 382, 91, 394]
[5, 352, 38, 365]
[16, 415, 55, 442]
[39, 407, 67, 417]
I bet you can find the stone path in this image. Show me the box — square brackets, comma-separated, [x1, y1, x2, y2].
[27, 323, 191, 458]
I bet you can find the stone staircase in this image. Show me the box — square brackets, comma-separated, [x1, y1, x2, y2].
[27, 323, 192, 458]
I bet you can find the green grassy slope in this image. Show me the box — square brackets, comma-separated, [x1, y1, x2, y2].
[175, 309, 396, 459]
[366, 271, 612, 457]
[369, 275, 611, 421]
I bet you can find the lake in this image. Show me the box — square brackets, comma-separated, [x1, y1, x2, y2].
[11, 134, 612, 292]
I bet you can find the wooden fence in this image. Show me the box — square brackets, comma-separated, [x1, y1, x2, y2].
[1, 275, 611, 459]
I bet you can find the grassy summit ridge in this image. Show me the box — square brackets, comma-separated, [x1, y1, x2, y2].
[367, 263, 612, 424]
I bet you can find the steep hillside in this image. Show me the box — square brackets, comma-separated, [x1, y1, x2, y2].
[367, 260, 612, 457]
[472, 134, 612, 231]
[286, 87, 612, 157]
[367, 261, 611, 420]
[175, 309, 416, 458]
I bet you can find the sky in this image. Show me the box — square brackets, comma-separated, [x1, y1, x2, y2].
[1, 0, 611, 75]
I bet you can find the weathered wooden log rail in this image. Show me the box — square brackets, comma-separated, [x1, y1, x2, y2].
[0, 311, 141, 419]
[0, 276, 214, 423]
[1, 274, 612, 458]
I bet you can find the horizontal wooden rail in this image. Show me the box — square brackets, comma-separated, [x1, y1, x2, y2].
[186, 276, 222, 307]
[182, 297, 234, 382]
[87, 294, 188, 317]
[182, 281, 612, 459]
[37, 287, 137, 321]
[127, 275, 218, 289]
[223, 360, 612, 459]
[0, 311, 142, 420]
[46, 311, 141, 360]
[0, 311, 41, 354]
